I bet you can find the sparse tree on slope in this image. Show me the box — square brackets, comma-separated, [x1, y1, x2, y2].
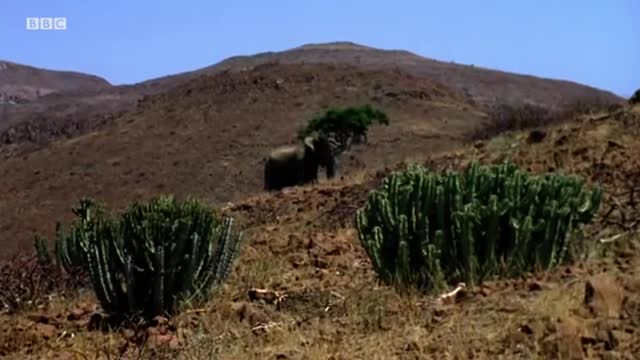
[298, 104, 390, 158]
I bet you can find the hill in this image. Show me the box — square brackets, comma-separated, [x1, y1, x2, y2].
[0, 60, 111, 104]
[204, 41, 622, 107]
[0, 62, 484, 256]
[0, 42, 622, 154]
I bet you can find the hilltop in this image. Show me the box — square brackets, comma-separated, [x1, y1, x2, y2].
[0, 41, 622, 153]
[0, 60, 111, 104]
[205, 41, 622, 107]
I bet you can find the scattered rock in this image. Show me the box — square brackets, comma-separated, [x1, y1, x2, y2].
[33, 323, 57, 340]
[437, 282, 468, 305]
[474, 282, 496, 297]
[233, 301, 271, 327]
[145, 327, 179, 350]
[67, 308, 87, 321]
[248, 288, 285, 305]
[544, 316, 587, 360]
[584, 273, 625, 318]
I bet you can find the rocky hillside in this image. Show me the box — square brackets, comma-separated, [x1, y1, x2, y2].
[0, 62, 484, 257]
[0, 60, 111, 104]
[0, 42, 622, 153]
[2, 103, 639, 359]
[201, 42, 622, 107]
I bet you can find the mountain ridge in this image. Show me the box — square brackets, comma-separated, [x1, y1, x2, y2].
[0, 41, 623, 154]
[0, 60, 111, 104]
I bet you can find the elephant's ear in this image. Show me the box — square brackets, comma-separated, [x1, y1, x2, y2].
[304, 136, 315, 151]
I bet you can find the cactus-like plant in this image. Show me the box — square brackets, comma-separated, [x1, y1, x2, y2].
[53, 198, 103, 275]
[356, 161, 602, 292]
[32, 198, 101, 274]
[48, 195, 243, 319]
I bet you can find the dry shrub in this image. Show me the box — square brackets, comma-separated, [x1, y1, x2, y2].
[470, 96, 620, 141]
[0, 252, 89, 314]
[470, 102, 554, 140]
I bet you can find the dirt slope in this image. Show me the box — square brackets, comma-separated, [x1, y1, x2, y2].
[2, 104, 639, 359]
[0, 60, 111, 104]
[0, 42, 622, 153]
[0, 62, 484, 257]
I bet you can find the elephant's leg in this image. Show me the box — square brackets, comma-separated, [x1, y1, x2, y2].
[270, 161, 292, 190]
[297, 161, 306, 185]
[325, 157, 337, 179]
[265, 159, 286, 191]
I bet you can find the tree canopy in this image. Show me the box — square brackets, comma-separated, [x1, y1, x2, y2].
[298, 104, 390, 156]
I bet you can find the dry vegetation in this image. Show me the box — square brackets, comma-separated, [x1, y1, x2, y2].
[468, 96, 620, 141]
[2, 102, 639, 359]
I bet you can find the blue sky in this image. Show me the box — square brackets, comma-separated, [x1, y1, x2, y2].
[1, 0, 638, 97]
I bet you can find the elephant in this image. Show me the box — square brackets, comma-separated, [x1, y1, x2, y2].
[264, 134, 336, 191]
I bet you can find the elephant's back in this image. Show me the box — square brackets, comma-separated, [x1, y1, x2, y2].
[269, 145, 301, 158]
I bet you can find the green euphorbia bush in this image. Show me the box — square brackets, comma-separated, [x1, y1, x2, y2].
[38, 195, 243, 320]
[355, 161, 602, 292]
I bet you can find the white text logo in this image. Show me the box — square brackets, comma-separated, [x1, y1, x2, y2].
[26, 17, 67, 31]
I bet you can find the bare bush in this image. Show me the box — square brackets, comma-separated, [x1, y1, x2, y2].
[470, 103, 554, 140]
[0, 252, 89, 314]
[470, 96, 620, 141]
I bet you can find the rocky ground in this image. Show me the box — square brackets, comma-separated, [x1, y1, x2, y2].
[1, 104, 639, 359]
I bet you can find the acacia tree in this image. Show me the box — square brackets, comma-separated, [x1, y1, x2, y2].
[298, 104, 390, 157]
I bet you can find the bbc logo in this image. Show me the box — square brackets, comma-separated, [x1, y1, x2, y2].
[26, 17, 67, 31]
